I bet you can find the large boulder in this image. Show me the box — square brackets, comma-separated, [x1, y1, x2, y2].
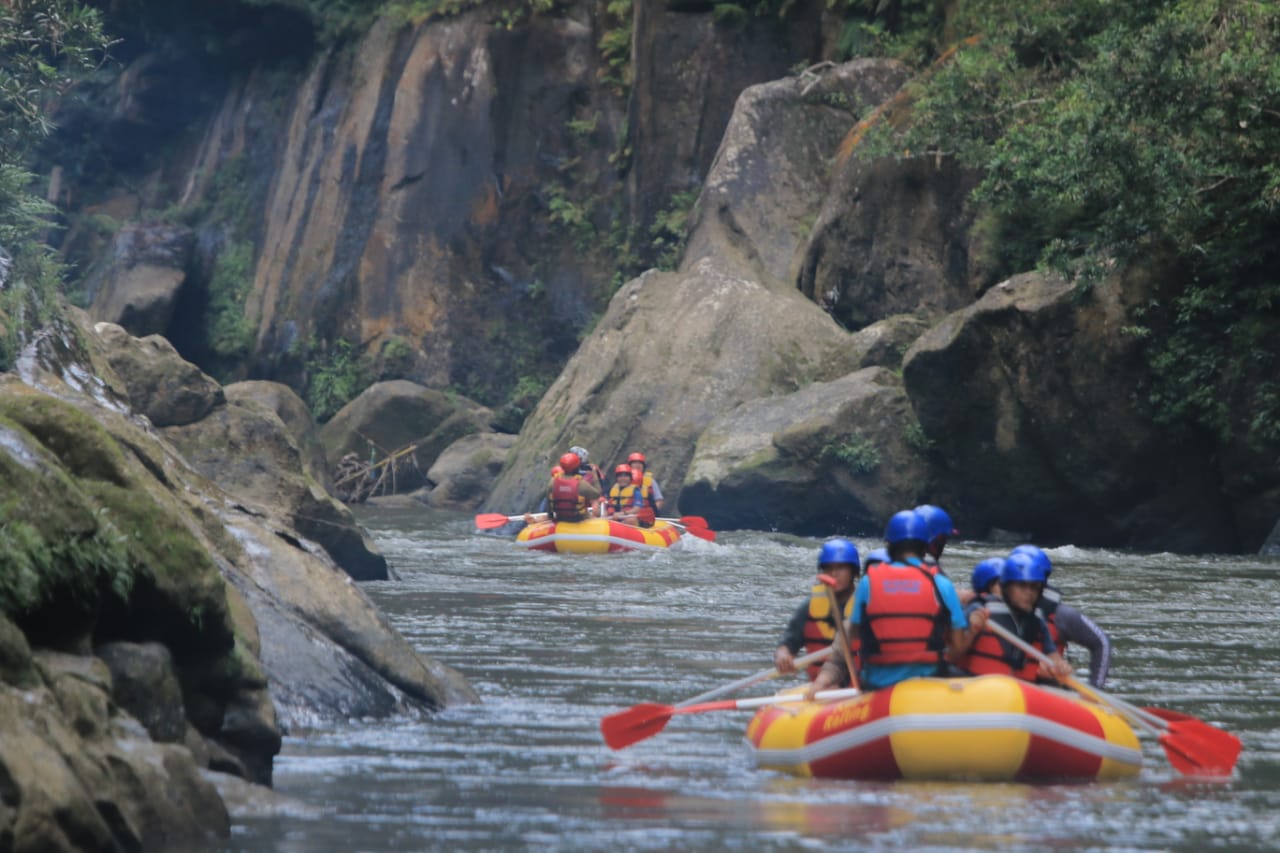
[682, 58, 910, 289]
[85, 223, 194, 337]
[796, 154, 983, 330]
[487, 262, 860, 513]
[902, 268, 1234, 550]
[93, 321, 224, 427]
[225, 380, 332, 491]
[319, 380, 493, 496]
[488, 58, 913, 513]
[163, 397, 389, 581]
[681, 367, 930, 534]
[424, 432, 517, 510]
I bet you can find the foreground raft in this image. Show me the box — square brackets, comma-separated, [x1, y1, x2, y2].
[515, 518, 682, 553]
[745, 675, 1142, 782]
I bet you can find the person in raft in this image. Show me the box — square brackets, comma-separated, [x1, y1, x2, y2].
[953, 552, 1072, 683]
[528, 452, 600, 524]
[914, 503, 956, 576]
[569, 445, 606, 491]
[806, 511, 972, 696]
[627, 452, 664, 515]
[775, 538, 861, 681]
[606, 464, 656, 527]
[1010, 544, 1112, 687]
[862, 547, 889, 572]
[968, 557, 1005, 604]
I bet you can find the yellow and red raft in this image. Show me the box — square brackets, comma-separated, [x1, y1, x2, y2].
[745, 675, 1142, 782]
[515, 518, 681, 554]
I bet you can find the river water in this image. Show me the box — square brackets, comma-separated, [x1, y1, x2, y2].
[226, 507, 1280, 852]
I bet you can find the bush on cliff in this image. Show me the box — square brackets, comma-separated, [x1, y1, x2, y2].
[862, 0, 1280, 452]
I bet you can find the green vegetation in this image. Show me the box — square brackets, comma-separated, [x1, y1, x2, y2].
[854, 0, 1280, 451]
[904, 419, 933, 453]
[823, 433, 881, 473]
[0, 0, 111, 369]
[304, 338, 369, 422]
[598, 0, 632, 95]
[650, 189, 700, 271]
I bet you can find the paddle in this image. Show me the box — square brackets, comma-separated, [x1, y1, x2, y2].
[983, 620, 1242, 777]
[658, 515, 709, 528]
[651, 516, 716, 541]
[601, 687, 861, 750]
[678, 645, 834, 707]
[474, 512, 547, 529]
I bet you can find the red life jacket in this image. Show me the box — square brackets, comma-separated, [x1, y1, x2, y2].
[858, 560, 948, 667]
[958, 600, 1047, 683]
[550, 475, 585, 521]
[801, 585, 857, 681]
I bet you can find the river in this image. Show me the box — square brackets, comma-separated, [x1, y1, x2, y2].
[225, 506, 1280, 852]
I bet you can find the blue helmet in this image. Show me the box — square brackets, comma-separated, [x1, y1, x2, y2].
[1000, 552, 1049, 586]
[885, 510, 930, 545]
[1010, 544, 1052, 577]
[914, 504, 956, 542]
[818, 538, 860, 569]
[863, 548, 889, 570]
[970, 558, 1005, 594]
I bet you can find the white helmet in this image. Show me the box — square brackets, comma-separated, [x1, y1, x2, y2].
[569, 445, 589, 464]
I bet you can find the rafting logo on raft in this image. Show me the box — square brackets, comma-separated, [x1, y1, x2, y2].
[819, 696, 873, 733]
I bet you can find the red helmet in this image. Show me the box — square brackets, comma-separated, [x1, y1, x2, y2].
[615, 464, 632, 476]
[550, 465, 564, 477]
[627, 451, 646, 465]
[559, 452, 581, 473]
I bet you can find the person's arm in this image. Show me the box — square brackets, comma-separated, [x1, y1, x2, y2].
[935, 577, 979, 656]
[950, 601, 988, 657]
[648, 478, 664, 510]
[1054, 603, 1112, 687]
[775, 600, 810, 673]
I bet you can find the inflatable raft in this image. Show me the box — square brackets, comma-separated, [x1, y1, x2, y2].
[746, 675, 1142, 782]
[516, 518, 681, 553]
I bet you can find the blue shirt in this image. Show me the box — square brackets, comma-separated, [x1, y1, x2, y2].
[852, 560, 968, 690]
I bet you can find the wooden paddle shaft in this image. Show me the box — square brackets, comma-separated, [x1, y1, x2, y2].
[676, 646, 834, 708]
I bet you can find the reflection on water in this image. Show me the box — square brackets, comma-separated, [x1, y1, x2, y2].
[225, 508, 1280, 852]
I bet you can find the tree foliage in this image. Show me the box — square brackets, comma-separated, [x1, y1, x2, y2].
[867, 0, 1280, 449]
[0, 0, 111, 368]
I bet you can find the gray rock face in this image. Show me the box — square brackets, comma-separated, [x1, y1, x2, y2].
[226, 380, 332, 491]
[163, 397, 389, 581]
[319, 380, 492, 496]
[902, 269, 1234, 550]
[797, 154, 982, 330]
[86, 223, 194, 337]
[487, 262, 860, 513]
[96, 641, 187, 743]
[93, 322, 225, 427]
[683, 58, 911, 289]
[681, 368, 929, 534]
[425, 432, 517, 509]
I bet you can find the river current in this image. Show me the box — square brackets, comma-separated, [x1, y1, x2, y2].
[225, 506, 1280, 852]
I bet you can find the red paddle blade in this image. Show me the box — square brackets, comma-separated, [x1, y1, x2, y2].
[682, 525, 716, 542]
[678, 516, 709, 528]
[1158, 720, 1243, 778]
[601, 703, 675, 750]
[475, 513, 516, 529]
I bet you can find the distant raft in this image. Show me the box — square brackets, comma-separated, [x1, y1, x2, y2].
[746, 674, 1142, 782]
[515, 518, 682, 553]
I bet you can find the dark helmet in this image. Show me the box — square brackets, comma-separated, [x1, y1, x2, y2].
[614, 464, 632, 476]
[885, 510, 930, 545]
[817, 538, 860, 569]
[863, 548, 889, 570]
[914, 504, 957, 542]
[1010, 544, 1052, 577]
[1000, 552, 1049, 586]
[558, 452, 581, 474]
[970, 558, 1006, 594]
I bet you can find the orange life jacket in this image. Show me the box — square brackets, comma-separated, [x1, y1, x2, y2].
[550, 475, 586, 521]
[858, 560, 948, 667]
[958, 600, 1048, 683]
[801, 585, 857, 681]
